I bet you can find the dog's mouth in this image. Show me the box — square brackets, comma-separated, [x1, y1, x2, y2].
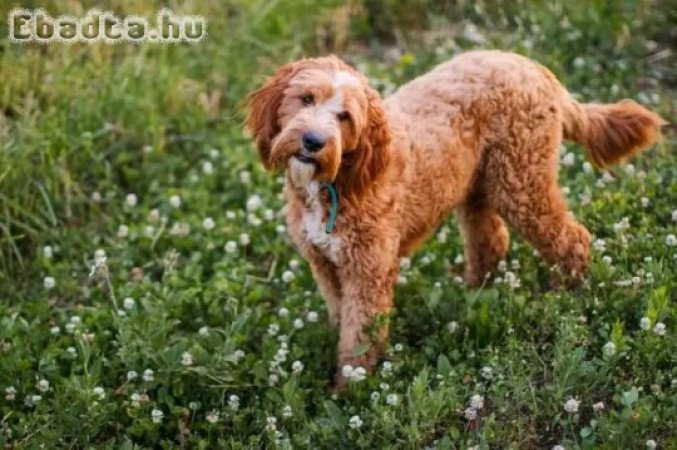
[293, 153, 319, 167]
[289, 153, 319, 187]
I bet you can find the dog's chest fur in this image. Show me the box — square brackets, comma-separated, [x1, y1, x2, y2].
[300, 182, 342, 263]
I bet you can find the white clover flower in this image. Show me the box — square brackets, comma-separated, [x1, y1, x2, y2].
[239, 233, 251, 246]
[66, 346, 77, 357]
[65, 323, 76, 334]
[602, 255, 612, 265]
[281, 405, 293, 418]
[454, 254, 464, 264]
[123, 297, 135, 310]
[209, 148, 220, 159]
[640, 317, 651, 331]
[480, 366, 493, 380]
[142, 368, 154, 382]
[266, 416, 277, 432]
[349, 415, 363, 429]
[592, 401, 605, 412]
[276, 224, 286, 234]
[36, 379, 49, 393]
[582, 161, 593, 173]
[202, 217, 215, 230]
[289, 259, 300, 270]
[92, 387, 105, 399]
[293, 318, 304, 329]
[143, 225, 155, 238]
[117, 224, 130, 239]
[247, 206, 268, 226]
[624, 163, 635, 175]
[198, 326, 209, 337]
[44, 276, 55, 290]
[640, 197, 650, 208]
[381, 361, 392, 376]
[386, 393, 398, 406]
[613, 217, 630, 232]
[601, 171, 614, 183]
[470, 394, 484, 410]
[43, 245, 53, 258]
[224, 241, 237, 253]
[202, 161, 214, 175]
[552, 446, 565, 450]
[399, 257, 411, 270]
[278, 307, 289, 318]
[592, 239, 606, 252]
[147, 209, 160, 224]
[561, 151, 575, 167]
[125, 193, 138, 207]
[25, 395, 42, 406]
[267, 323, 280, 336]
[91, 191, 102, 202]
[447, 321, 459, 333]
[206, 410, 219, 424]
[504, 271, 521, 288]
[239, 170, 251, 184]
[371, 391, 381, 402]
[5, 386, 17, 401]
[181, 352, 194, 366]
[397, 275, 408, 285]
[263, 209, 275, 221]
[169, 195, 182, 208]
[564, 398, 580, 413]
[603, 341, 617, 357]
[306, 311, 318, 322]
[646, 439, 657, 449]
[246, 194, 263, 212]
[464, 407, 478, 420]
[292, 360, 304, 373]
[665, 234, 677, 247]
[151, 408, 164, 423]
[653, 322, 666, 336]
[282, 271, 295, 283]
[233, 349, 245, 362]
[94, 249, 106, 265]
[127, 370, 138, 381]
[350, 366, 367, 382]
[437, 230, 447, 243]
[228, 394, 240, 410]
[342, 364, 354, 378]
[394, 343, 404, 352]
[50, 326, 60, 335]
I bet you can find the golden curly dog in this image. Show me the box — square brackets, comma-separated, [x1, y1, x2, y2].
[246, 50, 664, 388]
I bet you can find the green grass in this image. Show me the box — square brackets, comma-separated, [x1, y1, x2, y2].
[0, 0, 675, 448]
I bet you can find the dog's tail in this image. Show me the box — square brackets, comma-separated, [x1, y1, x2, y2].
[561, 96, 666, 168]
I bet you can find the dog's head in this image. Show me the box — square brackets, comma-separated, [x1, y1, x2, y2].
[245, 56, 391, 198]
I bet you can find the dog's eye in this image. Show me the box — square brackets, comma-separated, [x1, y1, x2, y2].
[300, 94, 315, 106]
[337, 111, 351, 121]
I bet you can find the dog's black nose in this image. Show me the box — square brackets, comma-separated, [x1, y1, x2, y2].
[302, 131, 325, 152]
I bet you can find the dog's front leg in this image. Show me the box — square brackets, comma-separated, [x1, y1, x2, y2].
[305, 252, 342, 327]
[334, 243, 399, 389]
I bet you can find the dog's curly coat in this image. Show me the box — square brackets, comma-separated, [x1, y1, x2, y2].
[246, 50, 664, 387]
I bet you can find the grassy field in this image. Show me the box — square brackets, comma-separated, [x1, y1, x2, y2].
[0, 0, 675, 448]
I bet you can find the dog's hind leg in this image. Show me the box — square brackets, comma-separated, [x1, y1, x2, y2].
[456, 199, 510, 287]
[486, 122, 591, 285]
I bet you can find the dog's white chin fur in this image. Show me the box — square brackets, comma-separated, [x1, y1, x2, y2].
[289, 158, 316, 187]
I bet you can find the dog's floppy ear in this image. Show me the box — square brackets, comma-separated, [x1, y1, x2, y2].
[339, 85, 391, 199]
[245, 63, 296, 169]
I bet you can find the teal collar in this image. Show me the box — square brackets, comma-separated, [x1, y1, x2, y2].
[324, 182, 339, 234]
